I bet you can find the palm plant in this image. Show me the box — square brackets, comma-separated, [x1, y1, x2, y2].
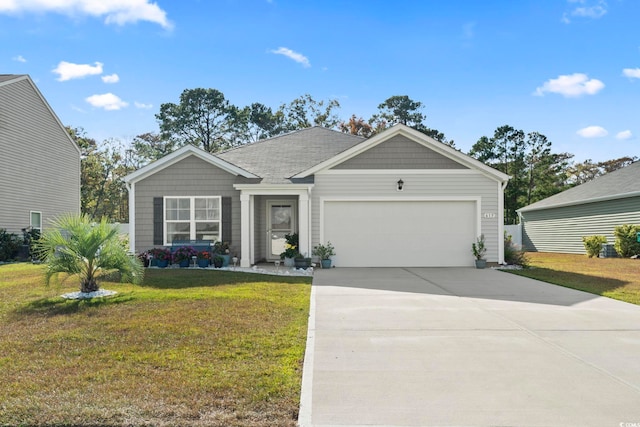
[36, 214, 144, 293]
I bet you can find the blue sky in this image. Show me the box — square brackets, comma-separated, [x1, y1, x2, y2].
[2, 0, 639, 162]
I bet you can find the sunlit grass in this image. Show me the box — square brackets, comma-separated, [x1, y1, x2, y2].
[505, 252, 640, 305]
[0, 264, 311, 426]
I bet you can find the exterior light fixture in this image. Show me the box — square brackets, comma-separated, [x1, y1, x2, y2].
[397, 179, 404, 191]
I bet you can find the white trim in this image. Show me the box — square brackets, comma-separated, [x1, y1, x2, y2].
[498, 181, 506, 264]
[233, 184, 314, 195]
[29, 210, 42, 231]
[293, 124, 510, 183]
[518, 190, 640, 213]
[128, 182, 135, 253]
[319, 196, 482, 244]
[124, 145, 258, 184]
[163, 196, 222, 245]
[240, 194, 251, 267]
[316, 169, 483, 175]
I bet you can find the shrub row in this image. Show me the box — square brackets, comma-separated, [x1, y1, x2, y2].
[582, 224, 640, 258]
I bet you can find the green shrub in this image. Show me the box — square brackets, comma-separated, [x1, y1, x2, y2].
[614, 224, 640, 258]
[0, 229, 22, 261]
[582, 235, 607, 258]
[504, 232, 529, 267]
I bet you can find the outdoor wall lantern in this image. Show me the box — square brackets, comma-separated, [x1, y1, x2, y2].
[397, 179, 404, 191]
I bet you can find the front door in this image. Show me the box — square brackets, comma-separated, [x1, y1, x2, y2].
[267, 200, 297, 261]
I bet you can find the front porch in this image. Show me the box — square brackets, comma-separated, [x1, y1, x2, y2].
[234, 184, 313, 268]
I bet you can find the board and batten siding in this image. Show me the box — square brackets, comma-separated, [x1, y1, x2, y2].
[521, 196, 640, 254]
[311, 171, 501, 262]
[133, 155, 241, 254]
[0, 77, 80, 234]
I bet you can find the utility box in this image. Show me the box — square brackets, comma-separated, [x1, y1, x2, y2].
[600, 244, 618, 258]
[637, 232, 640, 243]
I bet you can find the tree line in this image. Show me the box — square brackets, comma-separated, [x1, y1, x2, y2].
[72, 89, 636, 224]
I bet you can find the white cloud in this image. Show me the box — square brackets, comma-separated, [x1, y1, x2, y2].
[12, 55, 26, 62]
[52, 61, 103, 81]
[101, 73, 119, 83]
[269, 47, 310, 68]
[577, 126, 608, 138]
[85, 93, 128, 110]
[623, 68, 640, 79]
[563, 0, 607, 23]
[0, 0, 172, 29]
[134, 101, 152, 109]
[616, 130, 633, 140]
[534, 73, 604, 97]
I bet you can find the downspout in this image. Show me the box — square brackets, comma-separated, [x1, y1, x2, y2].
[498, 179, 509, 265]
[126, 181, 135, 254]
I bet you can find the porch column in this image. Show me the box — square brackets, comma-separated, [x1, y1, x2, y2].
[240, 193, 252, 267]
[298, 192, 310, 258]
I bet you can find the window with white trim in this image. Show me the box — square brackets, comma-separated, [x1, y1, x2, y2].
[164, 196, 221, 244]
[30, 211, 42, 231]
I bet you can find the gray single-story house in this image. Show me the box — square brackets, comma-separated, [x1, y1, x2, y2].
[519, 161, 640, 254]
[0, 74, 81, 234]
[124, 124, 509, 267]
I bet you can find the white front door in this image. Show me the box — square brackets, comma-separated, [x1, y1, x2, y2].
[267, 200, 297, 261]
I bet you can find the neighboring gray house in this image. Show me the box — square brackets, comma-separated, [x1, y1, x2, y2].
[124, 124, 509, 267]
[0, 74, 81, 234]
[519, 161, 640, 254]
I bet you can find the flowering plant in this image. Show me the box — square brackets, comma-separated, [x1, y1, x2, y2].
[213, 241, 230, 255]
[147, 247, 171, 261]
[280, 233, 299, 259]
[197, 250, 211, 260]
[173, 246, 197, 262]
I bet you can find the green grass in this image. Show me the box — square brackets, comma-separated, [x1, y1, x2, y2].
[505, 252, 640, 305]
[0, 263, 312, 426]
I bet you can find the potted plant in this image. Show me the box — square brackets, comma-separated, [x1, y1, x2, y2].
[212, 254, 224, 268]
[197, 250, 211, 268]
[280, 233, 299, 267]
[148, 247, 171, 268]
[472, 234, 487, 269]
[173, 246, 197, 267]
[213, 241, 231, 267]
[294, 252, 311, 269]
[313, 241, 335, 269]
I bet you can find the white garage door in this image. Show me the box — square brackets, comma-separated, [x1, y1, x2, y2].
[323, 200, 477, 267]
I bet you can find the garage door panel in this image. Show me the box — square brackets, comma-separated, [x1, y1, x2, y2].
[323, 201, 476, 267]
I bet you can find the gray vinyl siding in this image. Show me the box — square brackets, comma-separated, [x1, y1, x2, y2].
[311, 172, 501, 262]
[0, 77, 80, 234]
[332, 135, 468, 170]
[134, 155, 241, 254]
[521, 196, 640, 254]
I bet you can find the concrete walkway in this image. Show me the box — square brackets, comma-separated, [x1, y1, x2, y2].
[299, 268, 640, 426]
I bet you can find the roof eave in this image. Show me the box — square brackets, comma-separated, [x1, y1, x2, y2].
[518, 190, 640, 213]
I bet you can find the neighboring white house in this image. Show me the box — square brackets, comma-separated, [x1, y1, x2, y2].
[125, 124, 509, 267]
[0, 75, 81, 234]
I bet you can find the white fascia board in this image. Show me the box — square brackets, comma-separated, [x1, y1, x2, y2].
[124, 145, 258, 183]
[518, 190, 640, 213]
[293, 124, 510, 184]
[233, 183, 314, 195]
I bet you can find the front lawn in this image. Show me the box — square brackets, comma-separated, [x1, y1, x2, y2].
[0, 264, 312, 426]
[505, 252, 640, 305]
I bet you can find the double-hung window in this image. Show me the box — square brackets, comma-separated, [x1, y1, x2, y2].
[164, 196, 221, 244]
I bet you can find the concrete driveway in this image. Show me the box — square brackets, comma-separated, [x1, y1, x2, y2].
[299, 268, 640, 427]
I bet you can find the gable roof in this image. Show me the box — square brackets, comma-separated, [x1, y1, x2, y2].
[0, 74, 81, 155]
[217, 127, 365, 184]
[519, 161, 640, 213]
[293, 124, 510, 183]
[124, 144, 259, 184]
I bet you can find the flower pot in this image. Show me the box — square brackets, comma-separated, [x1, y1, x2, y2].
[220, 254, 231, 267]
[156, 259, 169, 268]
[295, 258, 311, 269]
[197, 259, 210, 268]
[475, 259, 486, 269]
[178, 259, 190, 268]
[283, 257, 295, 268]
[213, 257, 224, 268]
[321, 259, 332, 269]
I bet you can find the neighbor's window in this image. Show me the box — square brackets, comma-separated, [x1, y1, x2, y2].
[164, 197, 220, 244]
[30, 211, 42, 231]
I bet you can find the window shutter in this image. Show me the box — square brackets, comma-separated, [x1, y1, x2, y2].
[222, 197, 232, 244]
[153, 197, 163, 245]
